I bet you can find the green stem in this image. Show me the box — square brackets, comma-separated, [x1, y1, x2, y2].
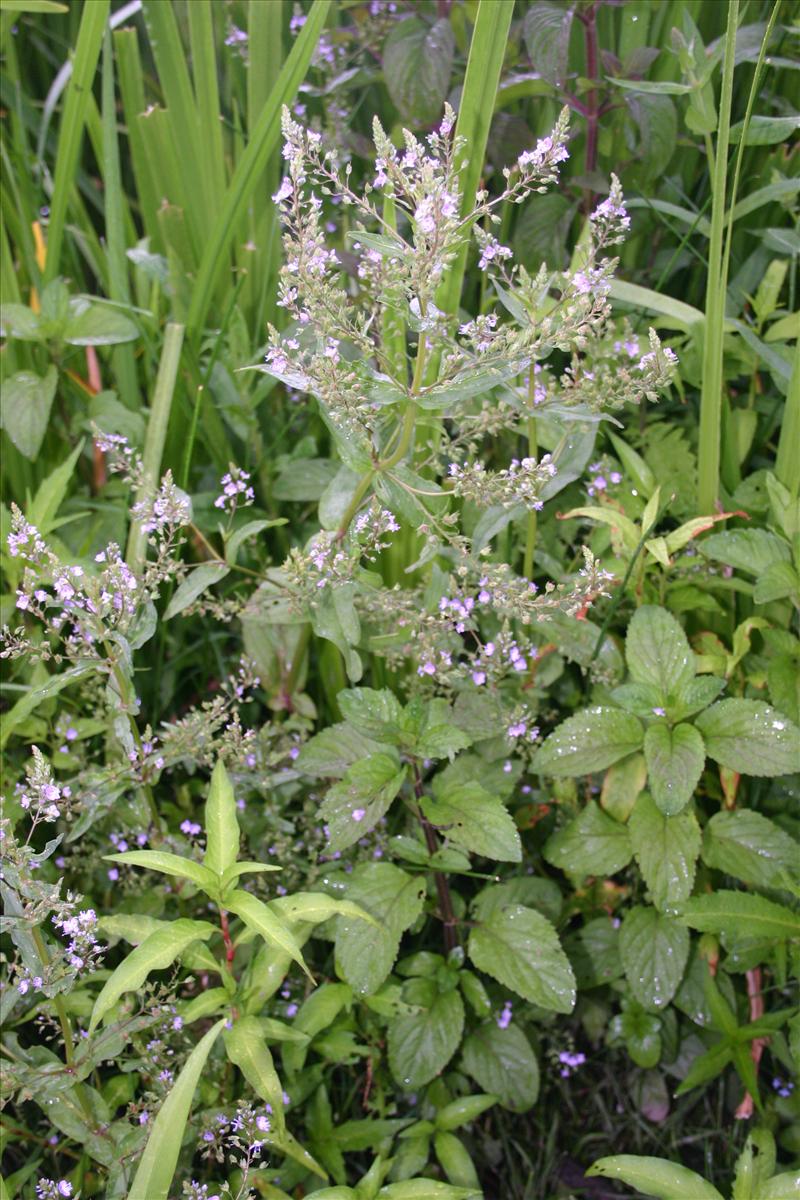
[104, 645, 161, 829]
[523, 369, 539, 579]
[335, 334, 428, 540]
[697, 0, 739, 514]
[32, 927, 94, 1122]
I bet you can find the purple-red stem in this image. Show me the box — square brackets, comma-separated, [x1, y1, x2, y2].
[579, 1, 600, 204]
[414, 767, 458, 954]
[220, 909, 236, 969]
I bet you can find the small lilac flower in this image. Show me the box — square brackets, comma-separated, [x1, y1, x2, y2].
[352, 808, 366, 822]
[496, 1001, 513, 1029]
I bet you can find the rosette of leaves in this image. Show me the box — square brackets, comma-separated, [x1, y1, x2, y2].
[533, 604, 800, 816]
[94, 759, 377, 1198]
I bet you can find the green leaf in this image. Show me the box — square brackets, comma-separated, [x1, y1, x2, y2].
[89, 919, 217, 1033]
[626, 93, 678, 181]
[753, 561, 800, 605]
[29, 438, 84, 533]
[383, 17, 454, 127]
[760, 1174, 800, 1199]
[461, 1022, 540, 1112]
[388, 985, 464, 1087]
[297, 722, 388, 779]
[0, 1, 69, 11]
[626, 605, 696, 699]
[702, 810, 799, 887]
[62, 300, 139, 345]
[587, 1155, 724, 1200]
[378, 1183, 480, 1200]
[678, 891, 800, 942]
[422, 781, 521, 862]
[609, 279, 704, 332]
[225, 889, 312, 981]
[321, 754, 406, 853]
[669, 676, 726, 723]
[163, 563, 230, 620]
[699, 529, 791, 577]
[225, 518, 287, 566]
[338, 687, 404, 740]
[104, 850, 215, 891]
[128, 1019, 225, 1200]
[523, 1, 575, 86]
[282, 982, 352, 1075]
[224, 1015, 286, 1137]
[435, 1094, 497, 1132]
[628, 793, 701, 909]
[0, 665, 91, 749]
[0, 367, 58, 460]
[204, 758, 240, 880]
[336, 863, 426, 995]
[533, 707, 644, 777]
[271, 892, 377, 929]
[543, 801, 632, 880]
[219, 862, 283, 889]
[619, 907, 689, 1011]
[768, 655, 800, 724]
[695, 699, 800, 776]
[644, 722, 705, 816]
[468, 904, 576, 1013]
[729, 114, 800, 145]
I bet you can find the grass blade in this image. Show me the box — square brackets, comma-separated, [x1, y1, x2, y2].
[128, 1018, 225, 1200]
[697, 0, 739, 514]
[185, 0, 331, 340]
[42, 0, 110, 284]
[126, 322, 185, 567]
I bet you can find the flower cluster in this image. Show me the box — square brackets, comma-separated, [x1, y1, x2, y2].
[448, 454, 557, 510]
[35, 1181, 72, 1199]
[16, 747, 71, 826]
[283, 504, 400, 605]
[214, 465, 256, 515]
[131, 469, 192, 534]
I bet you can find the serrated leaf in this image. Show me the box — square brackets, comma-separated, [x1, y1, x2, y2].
[543, 801, 632, 879]
[320, 754, 406, 853]
[702, 810, 799, 888]
[128, 1019, 225, 1200]
[628, 792, 701, 909]
[678, 891, 800, 941]
[89, 919, 217, 1033]
[619, 907, 689, 1011]
[422, 781, 521, 862]
[224, 1015, 286, 1136]
[383, 17, 454, 127]
[699, 529, 791, 577]
[335, 863, 426, 995]
[587, 1155, 723, 1199]
[695, 699, 800, 776]
[468, 905, 576, 1013]
[461, 1022, 540, 1112]
[626, 605, 696, 699]
[204, 759, 240, 880]
[297, 722, 388, 779]
[164, 563, 230, 620]
[225, 890, 312, 981]
[533, 706, 644, 777]
[337, 688, 404, 740]
[104, 850, 215, 891]
[0, 367, 58, 460]
[644, 722, 705, 816]
[388, 985, 464, 1088]
[523, 1, 575, 86]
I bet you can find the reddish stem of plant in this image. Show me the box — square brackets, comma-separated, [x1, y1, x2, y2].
[220, 909, 236, 969]
[734, 966, 767, 1120]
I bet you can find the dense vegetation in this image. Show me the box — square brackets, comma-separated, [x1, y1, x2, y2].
[1, 2, 798, 1198]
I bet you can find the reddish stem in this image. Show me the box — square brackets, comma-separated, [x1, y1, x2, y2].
[220, 909, 236, 969]
[578, 2, 600, 206]
[414, 767, 458, 954]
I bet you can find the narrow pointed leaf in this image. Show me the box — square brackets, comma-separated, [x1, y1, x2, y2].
[225, 889, 312, 980]
[204, 758, 240, 879]
[104, 851, 215, 890]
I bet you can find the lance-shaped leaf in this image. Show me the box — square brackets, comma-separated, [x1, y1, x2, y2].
[128, 1018, 225, 1200]
[587, 1156, 723, 1200]
[220, 861, 283, 891]
[103, 850, 215, 891]
[533, 707, 644, 777]
[270, 892, 378, 928]
[225, 889, 312, 981]
[89, 918, 217, 1033]
[204, 758, 240, 879]
[224, 1015, 286, 1137]
[677, 891, 800, 942]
